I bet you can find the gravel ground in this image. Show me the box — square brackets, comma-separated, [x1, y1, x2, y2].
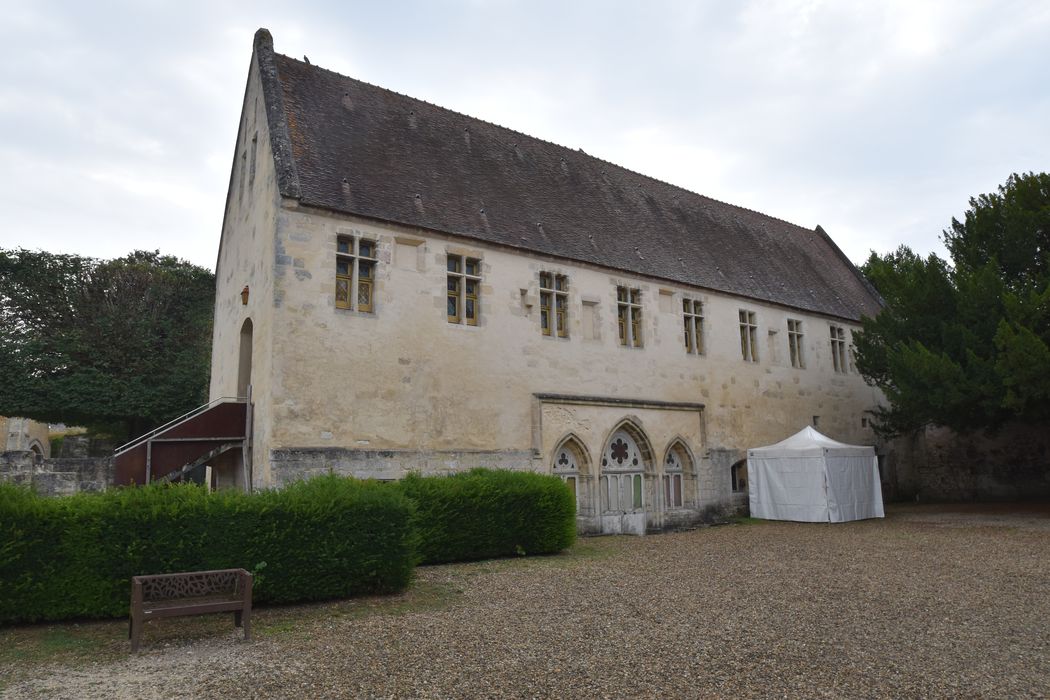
[3, 503, 1048, 699]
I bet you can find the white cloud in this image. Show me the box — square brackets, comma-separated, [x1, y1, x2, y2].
[0, 0, 1047, 270]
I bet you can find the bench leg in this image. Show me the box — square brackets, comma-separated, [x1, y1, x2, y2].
[234, 610, 242, 628]
[130, 614, 143, 652]
[242, 606, 252, 642]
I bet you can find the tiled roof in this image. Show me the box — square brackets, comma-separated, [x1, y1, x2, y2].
[253, 29, 882, 321]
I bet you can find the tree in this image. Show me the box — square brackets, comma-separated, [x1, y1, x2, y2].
[855, 172, 1050, 436]
[0, 249, 214, 440]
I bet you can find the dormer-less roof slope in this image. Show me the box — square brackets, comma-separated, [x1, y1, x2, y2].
[253, 29, 882, 321]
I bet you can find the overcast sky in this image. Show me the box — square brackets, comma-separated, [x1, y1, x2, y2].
[1, 0, 1047, 271]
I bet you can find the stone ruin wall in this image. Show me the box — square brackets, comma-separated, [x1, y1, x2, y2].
[1, 435, 115, 496]
[882, 423, 1050, 501]
[1, 416, 51, 457]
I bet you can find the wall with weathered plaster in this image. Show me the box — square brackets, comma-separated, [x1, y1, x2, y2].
[209, 50, 887, 519]
[254, 206, 882, 502]
[208, 50, 281, 488]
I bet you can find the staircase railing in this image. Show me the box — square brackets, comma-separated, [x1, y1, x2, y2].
[113, 396, 246, 457]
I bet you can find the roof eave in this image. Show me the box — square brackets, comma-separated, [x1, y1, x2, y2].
[285, 196, 872, 323]
[813, 224, 885, 313]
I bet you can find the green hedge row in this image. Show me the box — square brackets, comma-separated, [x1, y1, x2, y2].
[401, 469, 576, 564]
[0, 475, 417, 624]
[0, 469, 576, 624]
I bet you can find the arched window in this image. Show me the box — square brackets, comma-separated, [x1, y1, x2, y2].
[238, 318, 253, 398]
[553, 443, 580, 505]
[662, 440, 697, 510]
[664, 450, 684, 509]
[600, 428, 648, 514]
[731, 460, 748, 493]
[551, 435, 593, 516]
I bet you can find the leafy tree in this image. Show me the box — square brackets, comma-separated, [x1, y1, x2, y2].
[0, 249, 214, 440]
[855, 172, 1050, 435]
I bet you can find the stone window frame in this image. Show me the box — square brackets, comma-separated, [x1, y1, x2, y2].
[616, 286, 643, 348]
[683, 297, 705, 355]
[600, 428, 648, 513]
[787, 318, 805, 369]
[830, 323, 848, 373]
[848, 329, 858, 373]
[739, 309, 759, 362]
[551, 438, 583, 511]
[447, 254, 482, 325]
[335, 234, 377, 313]
[539, 271, 569, 338]
[663, 449, 684, 509]
[731, 460, 748, 493]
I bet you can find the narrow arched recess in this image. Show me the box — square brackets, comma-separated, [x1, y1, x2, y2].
[551, 433, 594, 517]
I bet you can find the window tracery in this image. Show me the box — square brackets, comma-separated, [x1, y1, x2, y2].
[664, 449, 684, 509]
[600, 429, 645, 513]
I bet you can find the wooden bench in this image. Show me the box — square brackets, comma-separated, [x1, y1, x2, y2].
[129, 568, 253, 651]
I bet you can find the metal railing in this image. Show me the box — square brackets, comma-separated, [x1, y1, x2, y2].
[114, 396, 246, 456]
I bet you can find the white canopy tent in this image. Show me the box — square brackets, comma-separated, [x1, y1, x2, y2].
[747, 427, 885, 522]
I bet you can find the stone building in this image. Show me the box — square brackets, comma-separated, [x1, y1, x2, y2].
[208, 29, 885, 533]
[0, 416, 49, 460]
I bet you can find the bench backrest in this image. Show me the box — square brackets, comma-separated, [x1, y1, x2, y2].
[133, 568, 248, 602]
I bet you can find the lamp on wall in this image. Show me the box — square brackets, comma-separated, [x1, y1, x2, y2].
[241, 285, 250, 305]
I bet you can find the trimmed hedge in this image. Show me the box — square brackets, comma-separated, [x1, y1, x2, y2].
[399, 468, 576, 564]
[0, 475, 416, 624]
[0, 468, 578, 625]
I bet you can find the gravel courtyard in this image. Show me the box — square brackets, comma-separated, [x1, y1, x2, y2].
[2, 503, 1048, 699]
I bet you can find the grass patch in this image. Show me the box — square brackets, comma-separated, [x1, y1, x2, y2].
[0, 620, 126, 692]
[729, 515, 770, 526]
[0, 626, 102, 666]
[0, 578, 463, 691]
[431, 536, 623, 584]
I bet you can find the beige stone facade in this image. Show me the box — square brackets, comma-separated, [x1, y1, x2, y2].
[210, 35, 886, 533]
[0, 416, 50, 459]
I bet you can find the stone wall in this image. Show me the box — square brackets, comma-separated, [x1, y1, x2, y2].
[884, 424, 1050, 501]
[231, 205, 883, 486]
[209, 50, 281, 482]
[0, 451, 114, 496]
[1, 417, 50, 457]
[269, 447, 536, 486]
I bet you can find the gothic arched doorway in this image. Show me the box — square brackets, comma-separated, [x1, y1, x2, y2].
[599, 421, 655, 535]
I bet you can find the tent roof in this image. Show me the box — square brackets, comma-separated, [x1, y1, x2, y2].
[748, 426, 874, 457]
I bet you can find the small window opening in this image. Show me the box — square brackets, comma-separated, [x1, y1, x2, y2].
[539, 272, 569, 337]
[830, 324, 848, 373]
[683, 298, 704, 354]
[617, 286, 642, 347]
[335, 234, 378, 313]
[739, 310, 758, 362]
[788, 319, 805, 368]
[731, 460, 748, 493]
[447, 254, 482, 325]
